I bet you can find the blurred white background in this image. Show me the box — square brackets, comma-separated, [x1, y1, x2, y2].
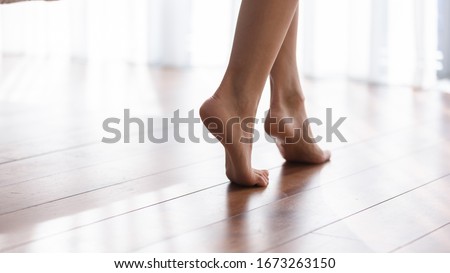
[0, 0, 448, 88]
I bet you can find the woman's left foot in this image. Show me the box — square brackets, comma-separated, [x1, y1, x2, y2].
[265, 94, 331, 164]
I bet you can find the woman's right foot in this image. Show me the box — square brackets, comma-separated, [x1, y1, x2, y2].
[200, 94, 269, 187]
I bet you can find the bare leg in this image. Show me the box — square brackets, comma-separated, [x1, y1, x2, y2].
[265, 8, 331, 163]
[200, 0, 299, 187]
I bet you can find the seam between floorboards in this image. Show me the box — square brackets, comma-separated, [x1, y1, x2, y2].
[0, 142, 98, 166]
[389, 221, 450, 253]
[311, 231, 363, 242]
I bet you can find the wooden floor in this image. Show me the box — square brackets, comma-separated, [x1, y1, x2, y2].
[0, 56, 449, 253]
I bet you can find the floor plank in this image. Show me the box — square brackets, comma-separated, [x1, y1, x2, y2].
[267, 232, 372, 253]
[394, 222, 450, 253]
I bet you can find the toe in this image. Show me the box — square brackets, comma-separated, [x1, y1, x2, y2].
[255, 173, 268, 187]
[322, 150, 331, 162]
[254, 169, 269, 178]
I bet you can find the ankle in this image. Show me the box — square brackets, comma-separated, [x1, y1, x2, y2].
[270, 76, 305, 107]
[213, 83, 260, 116]
[270, 88, 305, 112]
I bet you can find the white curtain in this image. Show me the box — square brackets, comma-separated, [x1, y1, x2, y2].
[0, 0, 441, 87]
[0, 0, 240, 67]
[299, 0, 439, 88]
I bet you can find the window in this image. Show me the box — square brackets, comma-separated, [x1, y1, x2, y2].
[438, 0, 450, 79]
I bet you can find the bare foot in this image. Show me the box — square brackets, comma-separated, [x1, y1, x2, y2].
[200, 95, 269, 187]
[265, 96, 331, 164]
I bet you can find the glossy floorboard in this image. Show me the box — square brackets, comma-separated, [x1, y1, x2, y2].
[0, 56, 449, 252]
